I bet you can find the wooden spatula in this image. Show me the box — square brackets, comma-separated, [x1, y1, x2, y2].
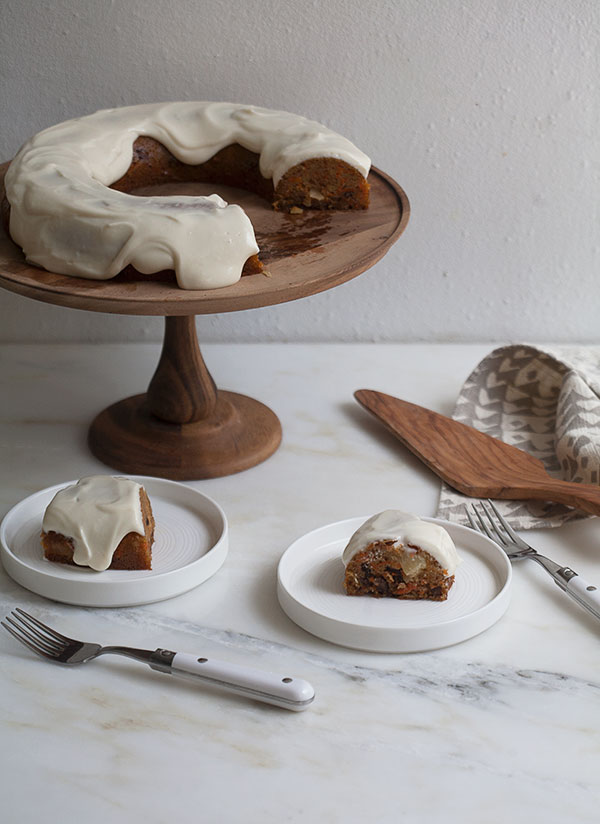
[354, 389, 600, 516]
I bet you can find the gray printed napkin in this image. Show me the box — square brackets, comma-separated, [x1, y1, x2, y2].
[437, 344, 600, 529]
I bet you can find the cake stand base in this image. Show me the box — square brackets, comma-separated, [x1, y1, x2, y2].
[88, 390, 282, 481]
[88, 314, 281, 480]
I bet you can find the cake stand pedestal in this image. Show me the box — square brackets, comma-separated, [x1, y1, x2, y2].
[88, 315, 282, 479]
[0, 167, 409, 479]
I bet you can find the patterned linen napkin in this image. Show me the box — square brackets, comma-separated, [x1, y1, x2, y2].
[437, 344, 600, 529]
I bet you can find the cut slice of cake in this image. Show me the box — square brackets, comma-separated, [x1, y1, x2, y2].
[41, 475, 155, 571]
[342, 510, 460, 601]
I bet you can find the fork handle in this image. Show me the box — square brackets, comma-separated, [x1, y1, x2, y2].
[558, 573, 600, 621]
[151, 650, 315, 711]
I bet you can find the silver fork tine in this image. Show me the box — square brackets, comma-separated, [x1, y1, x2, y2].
[14, 607, 72, 644]
[486, 499, 522, 543]
[468, 504, 497, 542]
[1, 617, 57, 659]
[8, 612, 64, 652]
[465, 507, 478, 531]
[480, 501, 511, 546]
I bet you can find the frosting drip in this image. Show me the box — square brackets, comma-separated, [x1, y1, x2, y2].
[342, 510, 461, 576]
[5, 102, 371, 290]
[42, 476, 145, 571]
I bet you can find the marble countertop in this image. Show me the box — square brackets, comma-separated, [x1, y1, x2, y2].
[1, 342, 599, 823]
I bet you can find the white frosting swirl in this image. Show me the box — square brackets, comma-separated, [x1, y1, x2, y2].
[342, 510, 461, 576]
[42, 475, 146, 571]
[5, 102, 371, 290]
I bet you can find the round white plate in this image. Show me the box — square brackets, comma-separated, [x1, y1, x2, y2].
[277, 516, 512, 652]
[0, 476, 228, 607]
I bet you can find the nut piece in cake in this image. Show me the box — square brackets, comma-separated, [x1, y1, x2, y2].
[41, 476, 155, 571]
[342, 510, 460, 601]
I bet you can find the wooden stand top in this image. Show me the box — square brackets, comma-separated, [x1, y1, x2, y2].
[0, 163, 409, 317]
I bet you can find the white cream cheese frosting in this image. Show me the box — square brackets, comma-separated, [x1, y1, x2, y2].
[5, 102, 371, 290]
[342, 510, 461, 577]
[42, 475, 145, 571]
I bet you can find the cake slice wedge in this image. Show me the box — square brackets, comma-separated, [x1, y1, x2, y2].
[41, 475, 155, 571]
[342, 510, 460, 600]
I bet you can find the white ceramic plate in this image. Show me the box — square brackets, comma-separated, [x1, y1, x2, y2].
[277, 516, 512, 652]
[0, 476, 228, 607]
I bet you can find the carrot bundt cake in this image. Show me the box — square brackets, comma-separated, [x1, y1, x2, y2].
[3, 102, 371, 290]
[343, 510, 461, 601]
[41, 475, 155, 571]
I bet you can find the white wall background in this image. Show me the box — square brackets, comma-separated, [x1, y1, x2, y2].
[1, 0, 598, 343]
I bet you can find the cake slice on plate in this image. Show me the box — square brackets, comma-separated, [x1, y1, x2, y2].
[342, 510, 460, 601]
[41, 475, 155, 571]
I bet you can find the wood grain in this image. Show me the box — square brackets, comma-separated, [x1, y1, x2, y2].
[0, 163, 409, 316]
[88, 389, 282, 481]
[146, 316, 218, 423]
[355, 389, 600, 516]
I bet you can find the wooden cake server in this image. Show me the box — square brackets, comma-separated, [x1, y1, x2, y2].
[354, 389, 600, 516]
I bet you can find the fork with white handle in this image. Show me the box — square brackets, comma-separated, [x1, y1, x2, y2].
[466, 499, 600, 621]
[1, 608, 315, 711]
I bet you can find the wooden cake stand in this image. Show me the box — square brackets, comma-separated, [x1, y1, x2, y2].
[0, 164, 409, 479]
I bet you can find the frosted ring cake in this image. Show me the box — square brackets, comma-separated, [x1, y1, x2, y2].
[3, 102, 371, 290]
